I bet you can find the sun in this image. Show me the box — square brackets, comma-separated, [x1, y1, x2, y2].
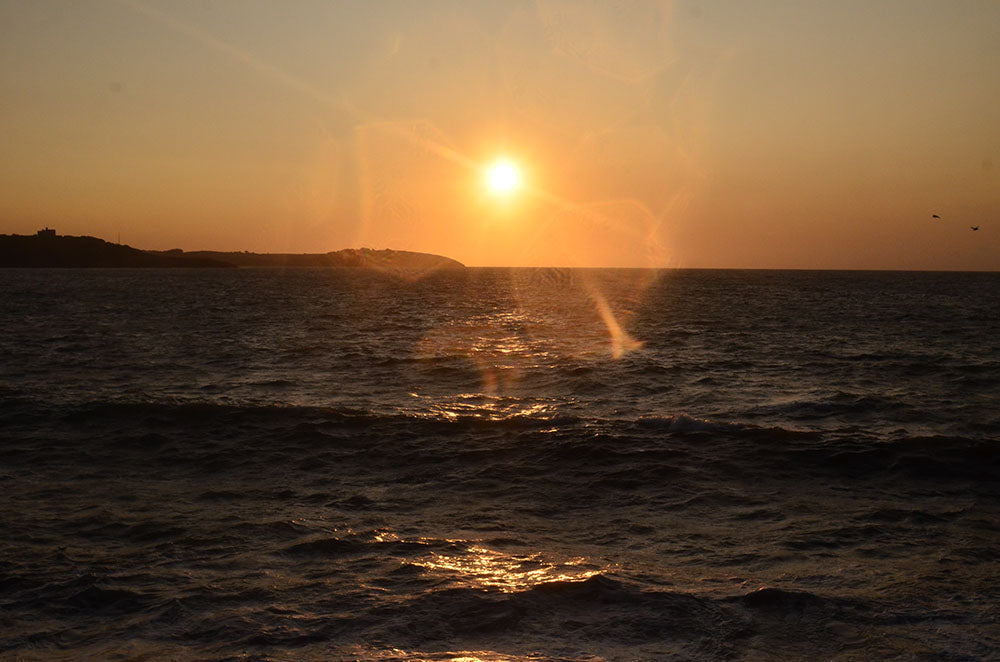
[485, 159, 522, 194]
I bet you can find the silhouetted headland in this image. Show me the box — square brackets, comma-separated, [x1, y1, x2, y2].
[0, 230, 465, 270]
[0, 230, 233, 268]
[162, 248, 465, 270]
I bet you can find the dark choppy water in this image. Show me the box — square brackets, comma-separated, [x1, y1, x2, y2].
[1, 267, 998, 661]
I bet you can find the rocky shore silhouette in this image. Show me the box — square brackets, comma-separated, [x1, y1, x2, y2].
[0, 230, 464, 270]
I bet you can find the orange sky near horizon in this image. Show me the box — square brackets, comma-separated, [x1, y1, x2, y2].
[1, 0, 998, 269]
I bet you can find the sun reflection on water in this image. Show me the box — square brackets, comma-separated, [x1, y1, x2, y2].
[405, 392, 562, 422]
[409, 543, 601, 593]
[412, 270, 654, 397]
[353, 646, 601, 661]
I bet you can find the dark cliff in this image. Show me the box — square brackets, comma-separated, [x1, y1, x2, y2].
[1, 232, 466, 271]
[0, 233, 233, 268]
[176, 248, 465, 270]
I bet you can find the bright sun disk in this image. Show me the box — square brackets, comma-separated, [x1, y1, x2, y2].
[485, 159, 521, 194]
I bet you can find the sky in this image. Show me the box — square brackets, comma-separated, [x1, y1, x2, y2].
[1, 0, 998, 269]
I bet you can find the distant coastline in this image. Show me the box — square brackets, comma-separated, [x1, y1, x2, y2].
[0, 230, 465, 270]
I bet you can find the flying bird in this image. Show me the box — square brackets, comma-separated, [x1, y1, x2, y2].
[932, 214, 940, 219]
[971, 226, 979, 231]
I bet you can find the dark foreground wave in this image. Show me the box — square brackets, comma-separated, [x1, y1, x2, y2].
[2, 398, 999, 660]
[4, 567, 994, 660]
[4, 398, 997, 485]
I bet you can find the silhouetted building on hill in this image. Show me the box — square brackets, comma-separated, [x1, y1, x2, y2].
[36, 228, 56, 238]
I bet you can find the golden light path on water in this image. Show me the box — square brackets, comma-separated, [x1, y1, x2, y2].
[357, 540, 607, 659]
[411, 545, 601, 592]
[410, 269, 651, 399]
[115, 0, 656, 374]
[370, 530, 605, 593]
[354, 647, 601, 662]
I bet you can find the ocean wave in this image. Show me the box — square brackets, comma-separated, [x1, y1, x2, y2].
[364, 574, 747, 652]
[8, 574, 156, 617]
[784, 434, 1000, 483]
[727, 586, 858, 623]
[5, 397, 996, 490]
[634, 413, 748, 434]
[282, 536, 431, 560]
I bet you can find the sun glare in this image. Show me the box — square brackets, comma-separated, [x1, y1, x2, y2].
[485, 159, 521, 194]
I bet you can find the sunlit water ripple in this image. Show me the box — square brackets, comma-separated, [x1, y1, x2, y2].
[1, 267, 998, 660]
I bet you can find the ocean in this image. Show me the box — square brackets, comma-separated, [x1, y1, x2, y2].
[1, 267, 998, 661]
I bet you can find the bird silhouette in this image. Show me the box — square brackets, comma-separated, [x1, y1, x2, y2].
[932, 214, 940, 219]
[971, 226, 979, 231]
